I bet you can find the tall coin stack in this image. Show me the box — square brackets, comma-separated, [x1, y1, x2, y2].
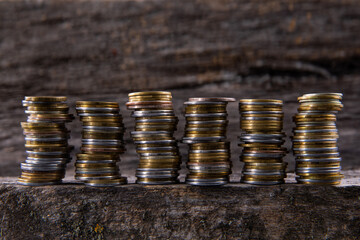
[292, 93, 343, 185]
[126, 91, 181, 185]
[238, 99, 287, 185]
[182, 97, 235, 186]
[18, 96, 74, 186]
[75, 101, 127, 187]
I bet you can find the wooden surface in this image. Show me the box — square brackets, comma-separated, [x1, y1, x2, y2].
[0, 0, 359, 178]
[1, 172, 360, 239]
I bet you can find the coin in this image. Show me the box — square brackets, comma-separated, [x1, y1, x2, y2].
[182, 97, 234, 186]
[17, 96, 73, 186]
[238, 99, 287, 185]
[74, 101, 127, 186]
[127, 91, 181, 184]
[188, 97, 236, 102]
[292, 93, 343, 185]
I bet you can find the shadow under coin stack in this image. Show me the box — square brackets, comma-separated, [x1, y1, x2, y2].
[75, 101, 127, 187]
[182, 97, 235, 186]
[18, 96, 74, 186]
[238, 99, 287, 185]
[126, 91, 181, 185]
[292, 93, 343, 185]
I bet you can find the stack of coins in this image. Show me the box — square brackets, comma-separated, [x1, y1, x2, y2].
[126, 91, 181, 185]
[75, 101, 127, 187]
[182, 97, 235, 186]
[18, 96, 74, 186]
[238, 99, 287, 185]
[292, 93, 343, 185]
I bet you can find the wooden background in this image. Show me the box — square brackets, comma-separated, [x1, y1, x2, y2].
[0, 0, 359, 179]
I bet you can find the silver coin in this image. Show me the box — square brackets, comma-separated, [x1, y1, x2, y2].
[25, 137, 68, 142]
[190, 149, 228, 153]
[137, 146, 177, 151]
[240, 139, 284, 144]
[135, 173, 178, 178]
[296, 167, 341, 174]
[186, 179, 228, 186]
[83, 126, 123, 130]
[82, 139, 124, 143]
[84, 182, 125, 187]
[26, 151, 70, 156]
[187, 164, 231, 170]
[21, 162, 64, 167]
[134, 140, 176, 144]
[27, 157, 71, 161]
[295, 157, 341, 162]
[240, 133, 285, 139]
[25, 159, 68, 164]
[140, 152, 179, 157]
[184, 101, 227, 105]
[239, 101, 282, 106]
[187, 120, 228, 125]
[135, 119, 178, 123]
[182, 137, 226, 143]
[188, 97, 236, 102]
[21, 166, 65, 171]
[132, 112, 175, 117]
[137, 168, 179, 171]
[185, 113, 228, 117]
[241, 111, 283, 114]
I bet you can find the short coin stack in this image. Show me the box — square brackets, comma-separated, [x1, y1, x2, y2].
[182, 97, 235, 186]
[238, 99, 287, 185]
[75, 101, 127, 187]
[126, 91, 181, 185]
[292, 93, 343, 185]
[18, 96, 74, 186]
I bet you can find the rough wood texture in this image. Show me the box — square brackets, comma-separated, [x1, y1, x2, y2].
[1, 0, 360, 93]
[0, 0, 359, 177]
[1, 173, 360, 240]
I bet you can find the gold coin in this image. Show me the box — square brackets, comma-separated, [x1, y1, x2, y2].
[76, 101, 119, 107]
[25, 96, 67, 102]
[190, 142, 229, 150]
[77, 153, 119, 160]
[128, 91, 172, 97]
[298, 93, 342, 101]
[239, 99, 283, 104]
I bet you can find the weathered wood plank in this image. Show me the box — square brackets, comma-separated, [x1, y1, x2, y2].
[1, 174, 360, 239]
[0, 0, 360, 96]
